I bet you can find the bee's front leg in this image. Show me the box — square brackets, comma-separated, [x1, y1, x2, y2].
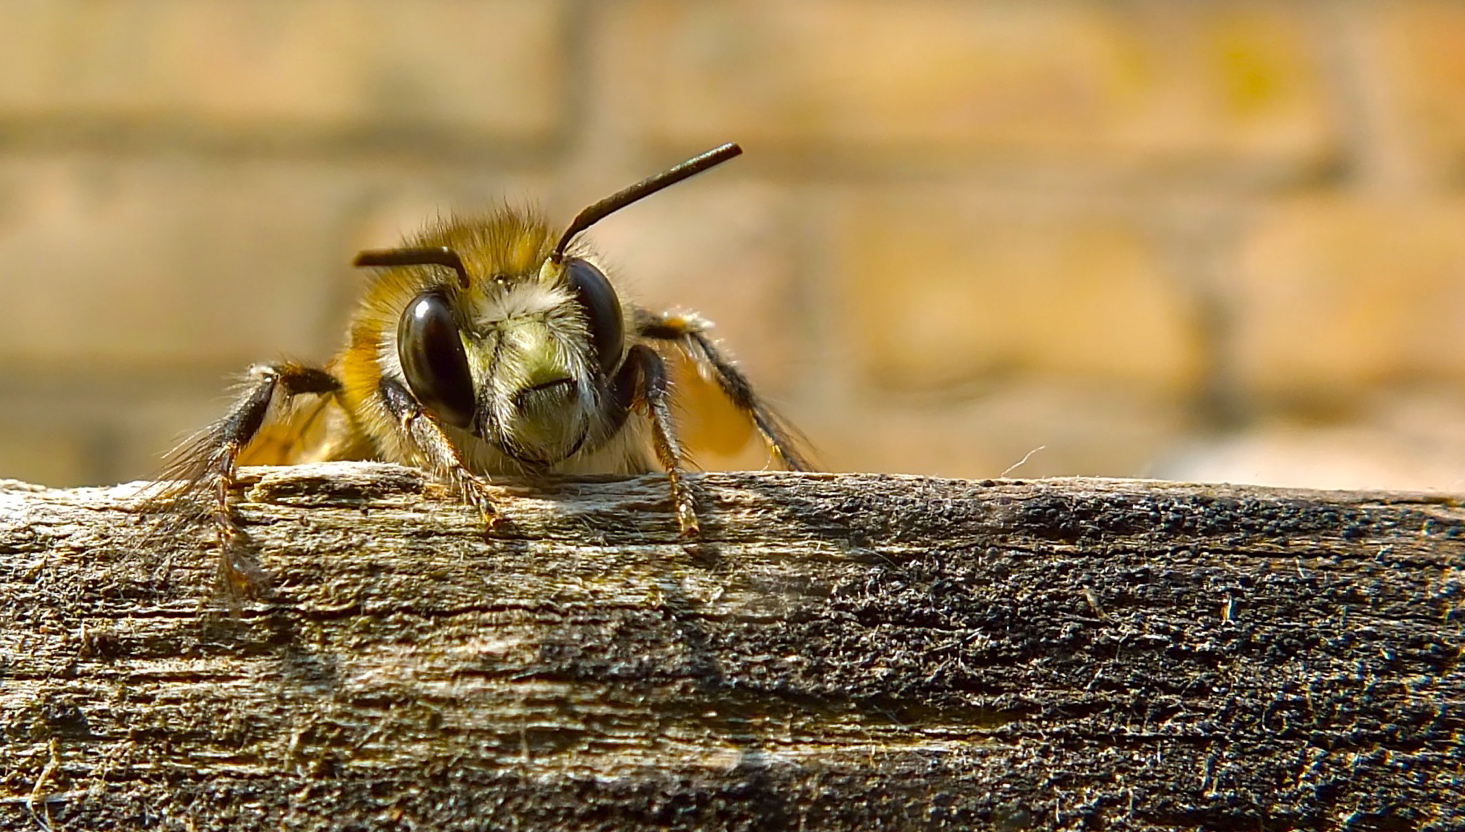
[379, 379, 501, 524]
[615, 344, 700, 541]
[160, 362, 342, 597]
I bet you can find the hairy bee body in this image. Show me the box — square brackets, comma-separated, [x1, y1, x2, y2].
[159, 144, 810, 596]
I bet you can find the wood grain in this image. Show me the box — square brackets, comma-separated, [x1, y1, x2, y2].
[1, 463, 1462, 831]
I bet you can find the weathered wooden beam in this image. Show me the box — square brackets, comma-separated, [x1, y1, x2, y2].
[0, 463, 1461, 831]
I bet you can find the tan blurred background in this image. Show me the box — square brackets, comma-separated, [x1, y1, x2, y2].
[3, 0, 1465, 492]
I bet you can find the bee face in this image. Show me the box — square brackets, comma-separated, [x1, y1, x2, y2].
[379, 220, 629, 468]
[350, 215, 636, 471]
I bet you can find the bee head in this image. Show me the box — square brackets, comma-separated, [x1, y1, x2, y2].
[353, 233, 626, 468]
[352, 142, 743, 469]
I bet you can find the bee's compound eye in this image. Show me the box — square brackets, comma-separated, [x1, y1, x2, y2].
[565, 258, 625, 374]
[398, 292, 476, 428]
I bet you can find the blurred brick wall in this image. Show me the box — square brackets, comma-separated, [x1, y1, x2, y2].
[3, 0, 1465, 491]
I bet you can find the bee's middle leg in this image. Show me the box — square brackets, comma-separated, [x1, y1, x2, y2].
[176, 362, 342, 596]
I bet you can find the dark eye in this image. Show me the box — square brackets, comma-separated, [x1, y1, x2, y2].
[566, 258, 625, 374]
[397, 292, 475, 428]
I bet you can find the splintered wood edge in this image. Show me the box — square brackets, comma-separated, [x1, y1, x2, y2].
[4, 461, 1464, 567]
[5, 459, 1461, 515]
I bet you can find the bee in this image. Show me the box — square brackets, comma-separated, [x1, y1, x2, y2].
[156, 143, 811, 595]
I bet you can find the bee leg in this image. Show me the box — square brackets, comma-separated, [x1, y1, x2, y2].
[163, 362, 343, 598]
[621, 344, 700, 541]
[379, 379, 501, 526]
[635, 311, 813, 471]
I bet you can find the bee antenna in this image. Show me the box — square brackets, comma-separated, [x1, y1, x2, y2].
[550, 143, 743, 264]
[353, 247, 471, 290]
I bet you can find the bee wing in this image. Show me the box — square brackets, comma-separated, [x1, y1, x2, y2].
[235, 394, 368, 466]
[664, 347, 751, 457]
[659, 344, 816, 472]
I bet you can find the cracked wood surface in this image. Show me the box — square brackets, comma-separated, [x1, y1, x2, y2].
[0, 462, 1462, 831]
